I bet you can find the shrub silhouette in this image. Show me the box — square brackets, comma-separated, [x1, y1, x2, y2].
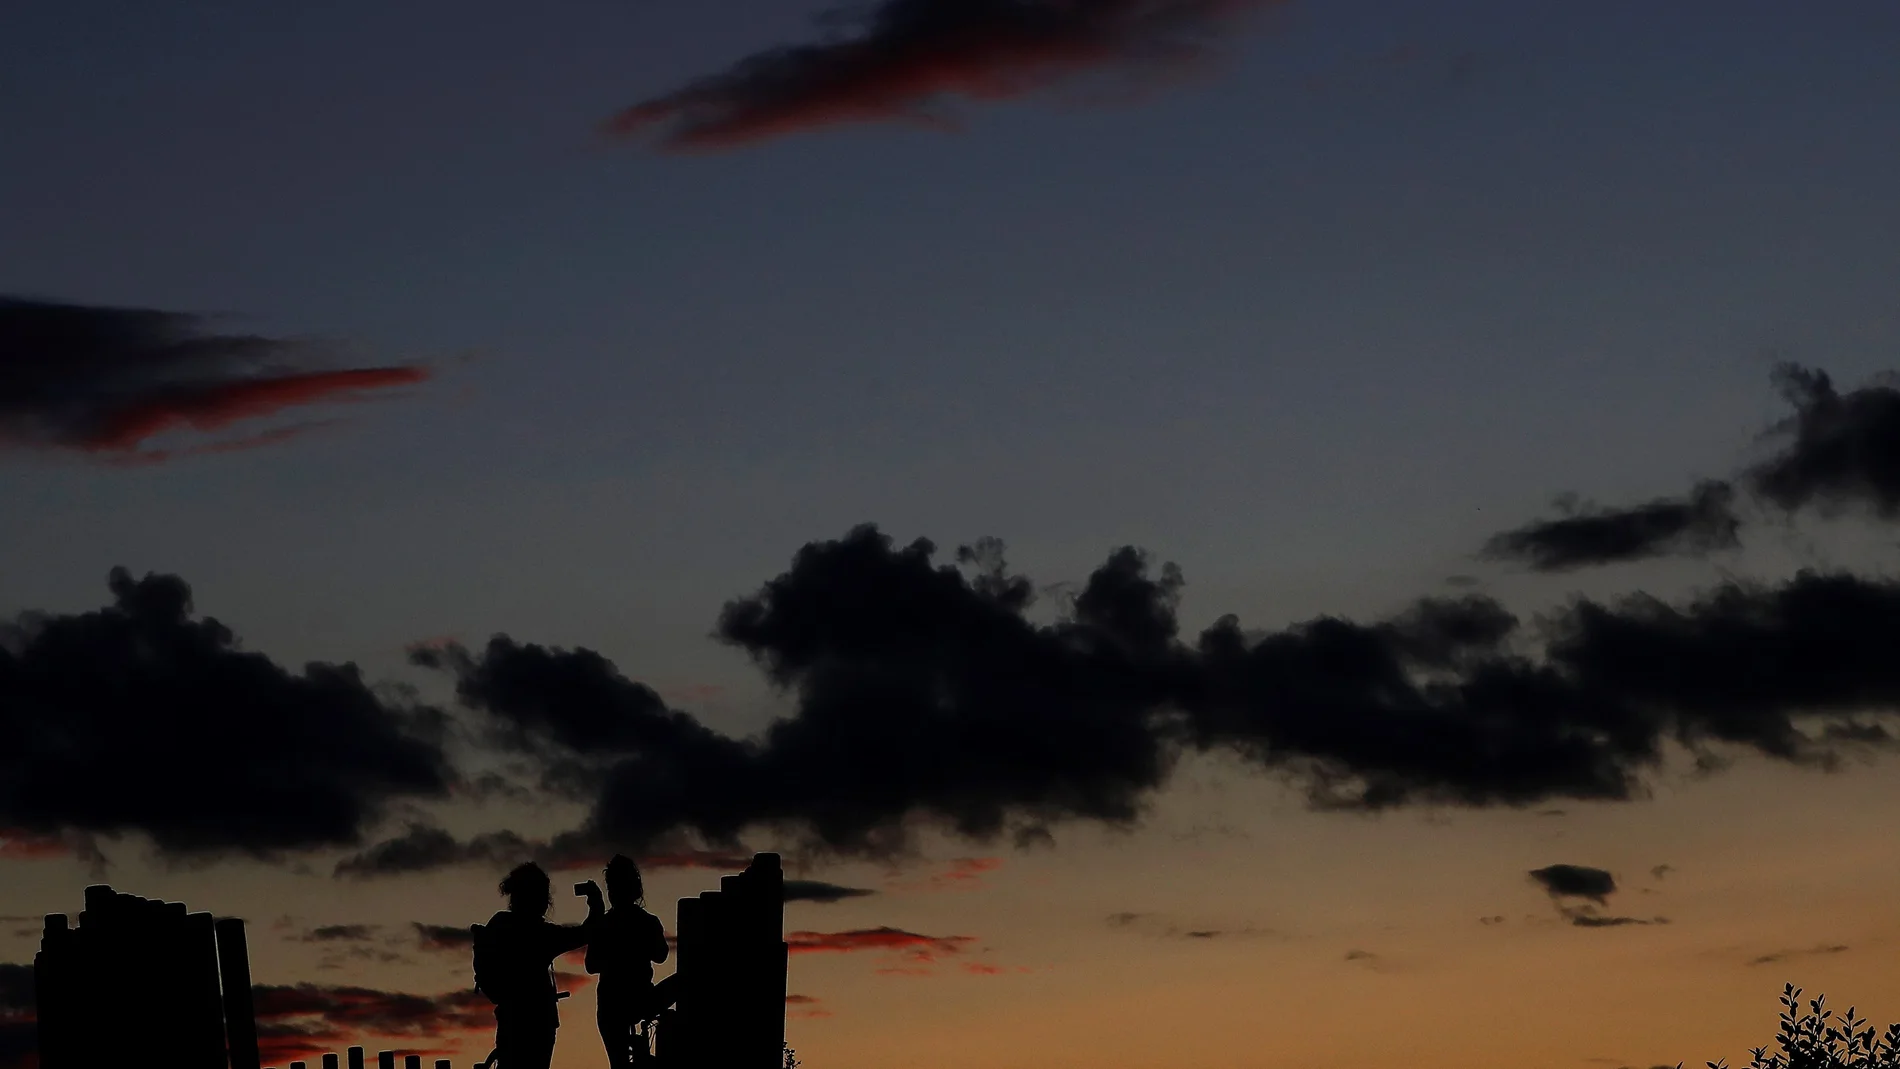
[1699, 985, 1900, 1069]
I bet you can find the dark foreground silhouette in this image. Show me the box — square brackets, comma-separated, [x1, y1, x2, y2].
[1695, 985, 1900, 1069]
[32, 853, 788, 1069]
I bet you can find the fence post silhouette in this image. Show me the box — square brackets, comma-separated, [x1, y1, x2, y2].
[378, 1051, 395, 1069]
[348, 1045, 365, 1069]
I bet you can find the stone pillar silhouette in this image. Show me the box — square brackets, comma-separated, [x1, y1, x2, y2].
[218, 917, 263, 1069]
[348, 1045, 365, 1069]
[35, 885, 233, 1069]
[662, 853, 786, 1069]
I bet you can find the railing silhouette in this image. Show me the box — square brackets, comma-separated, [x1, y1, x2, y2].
[32, 853, 789, 1069]
[273, 1054, 453, 1069]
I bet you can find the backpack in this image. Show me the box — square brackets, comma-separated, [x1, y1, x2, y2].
[471, 923, 503, 1004]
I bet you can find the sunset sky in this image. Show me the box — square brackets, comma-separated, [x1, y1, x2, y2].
[5, 2, 1900, 1068]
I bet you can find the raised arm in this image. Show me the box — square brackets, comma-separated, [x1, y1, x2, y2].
[545, 882, 605, 960]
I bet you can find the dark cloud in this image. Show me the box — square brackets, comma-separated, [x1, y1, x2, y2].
[1747, 364, 1900, 517]
[403, 525, 1900, 863]
[1529, 865, 1616, 903]
[1343, 949, 1376, 962]
[1483, 481, 1742, 572]
[1482, 364, 1900, 570]
[332, 823, 758, 880]
[24, 511, 1900, 871]
[302, 925, 378, 943]
[0, 295, 426, 460]
[0, 569, 454, 858]
[332, 825, 532, 879]
[288, 925, 412, 970]
[782, 880, 877, 903]
[606, 0, 1279, 150]
[1747, 943, 1850, 967]
[1650, 864, 1673, 881]
[250, 982, 490, 1064]
[412, 923, 476, 952]
[1569, 914, 1666, 928]
[1528, 865, 1665, 928]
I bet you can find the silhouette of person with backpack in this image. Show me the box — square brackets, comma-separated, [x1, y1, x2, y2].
[587, 855, 672, 1067]
[473, 862, 603, 1069]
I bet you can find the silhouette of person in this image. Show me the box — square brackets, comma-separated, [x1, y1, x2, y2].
[476, 862, 602, 1069]
[587, 855, 671, 1067]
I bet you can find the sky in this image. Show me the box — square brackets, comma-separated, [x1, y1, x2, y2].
[3, 1, 1900, 1067]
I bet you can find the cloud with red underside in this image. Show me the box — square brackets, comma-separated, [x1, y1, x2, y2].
[0, 830, 68, 861]
[891, 856, 1002, 891]
[787, 926, 975, 963]
[0, 295, 427, 460]
[607, 0, 1282, 150]
[930, 856, 1001, 888]
[785, 994, 832, 1019]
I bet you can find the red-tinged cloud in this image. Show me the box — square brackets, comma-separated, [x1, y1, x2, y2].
[786, 926, 975, 963]
[933, 856, 1001, 888]
[250, 982, 492, 1064]
[785, 994, 832, 1019]
[0, 830, 67, 861]
[637, 849, 761, 871]
[606, 0, 1281, 150]
[0, 295, 427, 460]
[960, 962, 1005, 975]
[890, 856, 1002, 892]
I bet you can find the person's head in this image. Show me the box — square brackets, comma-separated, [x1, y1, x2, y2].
[500, 862, 553, 917]
[605, 854, 644, 907]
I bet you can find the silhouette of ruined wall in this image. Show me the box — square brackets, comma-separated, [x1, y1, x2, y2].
[658, 853, 787, 1069]
[34, 884, 259, 1069]
[34, 860, 789, 1069]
